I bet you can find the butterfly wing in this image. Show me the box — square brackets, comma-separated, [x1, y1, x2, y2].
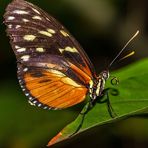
[17, 55, 89, 109]
[4, 0, 95, 109]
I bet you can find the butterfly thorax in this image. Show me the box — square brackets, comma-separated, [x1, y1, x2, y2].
[89, 70, 109, 101]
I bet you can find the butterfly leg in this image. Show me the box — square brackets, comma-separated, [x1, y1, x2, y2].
[98, 88, 117, 118]
[70, 88, 118, 137]
[70, 100, 94, 137]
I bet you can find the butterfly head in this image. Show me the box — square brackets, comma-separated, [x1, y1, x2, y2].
[99, 70, 109, 81]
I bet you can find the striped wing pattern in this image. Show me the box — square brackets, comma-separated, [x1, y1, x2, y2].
[4, 0, 95, 109]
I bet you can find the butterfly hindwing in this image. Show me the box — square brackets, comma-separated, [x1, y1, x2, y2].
[4, 0, 95, 109]
[17, 60, 88, 109]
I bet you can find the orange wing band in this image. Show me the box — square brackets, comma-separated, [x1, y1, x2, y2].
[24, 70, 87, 109]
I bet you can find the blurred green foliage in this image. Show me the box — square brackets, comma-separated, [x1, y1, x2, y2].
[0, 0, 148, 148]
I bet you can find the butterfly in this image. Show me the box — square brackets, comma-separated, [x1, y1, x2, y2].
[4, 0, 137, 115]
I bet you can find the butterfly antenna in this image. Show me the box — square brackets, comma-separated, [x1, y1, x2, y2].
[109, 30, 139, 68]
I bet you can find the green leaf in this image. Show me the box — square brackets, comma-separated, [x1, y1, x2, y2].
[48, 58, 148, 146]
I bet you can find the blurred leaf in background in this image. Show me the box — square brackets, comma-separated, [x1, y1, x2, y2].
[0, 0, 148, 148]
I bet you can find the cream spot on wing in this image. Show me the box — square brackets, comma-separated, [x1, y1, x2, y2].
[36, 47, 44, 52]
[22, 19, 29, 22]
[62, 77, 81, 87]
[39, 31, 52, 37]
[21, 55, 30, 61]
[13, 10, 29, 14]
[32, 16, 42, 20]
[47, 69, 65, 77]
[8, 16, 15, 20]
[16, 25, 21, 29]
[8, 24, 12, 28]
[60, 30, 69, 37]
[47, 29, 56, 34]
[23, 68, 28, 72]
[15, 45, 20, 49]
[59, 46, 78, 53]
[32, 8, 41, 14]
[23, 35, 36, 41]
[65, 47, 78, 53]
[17, 48, 26, 52]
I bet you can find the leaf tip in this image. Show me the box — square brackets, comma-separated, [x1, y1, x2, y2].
[47, 132, 63, 147]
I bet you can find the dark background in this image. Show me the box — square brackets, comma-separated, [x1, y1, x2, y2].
[0, 0, 148, 148]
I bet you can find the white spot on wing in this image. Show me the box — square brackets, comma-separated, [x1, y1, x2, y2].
[38, 104, 42, 107]
[29, 97, 33, 100]
[16, 25, 21, 29]
[23, 35, 36, 41]
[23, 68, 28, 72]
[43, 106, 48, 109]
[15, 45, 20, 49]
[17, 48, 26, 52]
[8, 16, 15, 20]
[21, 55, 30, 61]
[22, 19, 29, 22]
[25, 93, 29, 96]
[32, 16, 42, 20]
[13, 10, 29, 14]
[8, 24, 12, 28]
[33, 100, 37, 104]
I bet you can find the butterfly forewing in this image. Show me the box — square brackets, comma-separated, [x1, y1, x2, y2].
[4, 0, 95, 109]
